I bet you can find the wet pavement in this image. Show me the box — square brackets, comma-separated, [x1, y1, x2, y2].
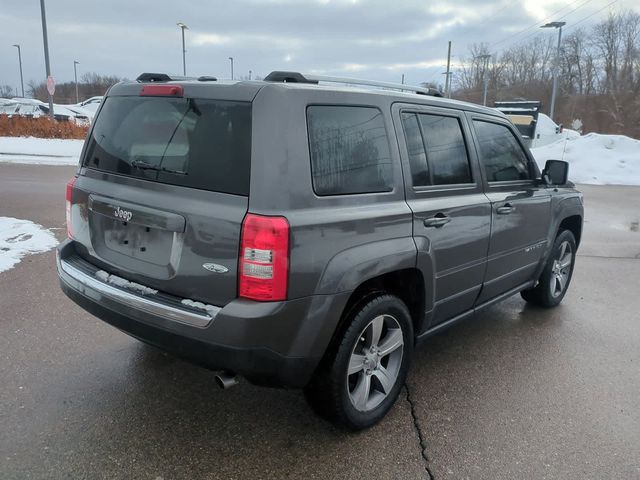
[1, 164, 638, 479]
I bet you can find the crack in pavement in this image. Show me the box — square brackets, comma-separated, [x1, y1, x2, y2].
[405, 383, 435, 480]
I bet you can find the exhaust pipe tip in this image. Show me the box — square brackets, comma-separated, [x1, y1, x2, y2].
[215, 372, 239, 390]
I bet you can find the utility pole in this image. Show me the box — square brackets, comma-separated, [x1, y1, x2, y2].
[12, 44, 24, 97]
[541, 21, 566, 122]
[177, 22, 188, 76]
[228, 57, 234, 80]
[73, 61, 80, 103]
[444, 40, 452, 98]
[39, 0, 54, 119]
[477, 54, 492, 106]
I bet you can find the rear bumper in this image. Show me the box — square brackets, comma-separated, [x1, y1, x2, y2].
[57, 240, 350, 388]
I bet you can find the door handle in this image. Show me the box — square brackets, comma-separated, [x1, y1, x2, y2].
[496, 203, 515, 215]
[423, 214, 451, 228]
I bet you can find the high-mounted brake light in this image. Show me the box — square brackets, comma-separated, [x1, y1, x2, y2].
[65, 176, 77, 239]
[239, 213, 290, 301]
[140, 84, 184, 97]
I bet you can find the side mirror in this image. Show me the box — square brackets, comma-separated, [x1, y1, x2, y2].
[542, 159, 569, 186]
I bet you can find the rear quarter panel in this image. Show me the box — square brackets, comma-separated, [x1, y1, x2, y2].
[249, 85, 416, 300]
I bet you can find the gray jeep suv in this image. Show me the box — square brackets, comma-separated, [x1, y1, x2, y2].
[57, 71, 583, 429]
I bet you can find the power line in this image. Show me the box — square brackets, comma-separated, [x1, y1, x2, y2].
[490, 0, 588, 49]
[564, 0, 621, 32]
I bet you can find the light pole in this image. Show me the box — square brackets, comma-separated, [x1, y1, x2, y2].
[39, 0, 54, 119]
[228, 57, 234, 80]
[73, 60, 80, 103]
[541, 21, 566, 122]
[477, 54, 492, 106]
[249, 70, 252, 80]
[12, 44, 24, 97]
[177, 22, 188, 76]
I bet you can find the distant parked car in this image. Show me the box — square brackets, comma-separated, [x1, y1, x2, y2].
[0, 98, 91, 125]
[76, 96, 103, 113]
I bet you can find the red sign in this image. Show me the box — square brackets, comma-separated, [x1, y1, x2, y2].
[46, 75, 55, 96]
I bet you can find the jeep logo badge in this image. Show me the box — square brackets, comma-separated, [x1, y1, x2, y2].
[114, 206, 133, 222]
[202, 263, 229, 274]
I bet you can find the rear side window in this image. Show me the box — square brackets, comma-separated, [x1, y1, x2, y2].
[473, 120, 531, 182]
[307, 106, 393, 195]
[401, 112, 472, 186]
[84, 96, 251, 195]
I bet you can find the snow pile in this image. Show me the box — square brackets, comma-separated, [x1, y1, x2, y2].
[181, 299, 220, 316]
[0, 217, 59, 273]
[531, 133, 640, 185]
[95, 270, 158, 295]
[0, 136, 83, 165]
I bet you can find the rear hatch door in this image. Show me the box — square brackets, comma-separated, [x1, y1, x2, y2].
[71, 84, 255, 306]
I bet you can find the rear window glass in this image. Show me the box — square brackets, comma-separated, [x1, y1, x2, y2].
[83, 96, 251, 195]
[307, 106, 393, 196]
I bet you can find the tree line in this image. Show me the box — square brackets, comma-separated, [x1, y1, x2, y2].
[453, 10, 640, 138]
[0, 72, 125, 104]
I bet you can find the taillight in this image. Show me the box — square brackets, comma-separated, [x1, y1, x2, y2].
[239, 213, 290, 301]
[65, 176, 77, 239]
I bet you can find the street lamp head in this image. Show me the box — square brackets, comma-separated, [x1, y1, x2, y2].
[74, 60, 80, 65]
[177, 22, 188, 29]
[229, 56, 233, 61]
[12, 44, 20, 48]
[541, 21, 566, 29]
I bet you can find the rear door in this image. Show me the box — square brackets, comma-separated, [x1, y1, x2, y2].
[393, 104, 491, 330]
[70, 87, 253, 306]
[468, 114, 552, 303]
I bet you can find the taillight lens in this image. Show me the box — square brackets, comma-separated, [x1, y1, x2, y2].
[65, 176, 77, 239]
[239, 213, 289, 301]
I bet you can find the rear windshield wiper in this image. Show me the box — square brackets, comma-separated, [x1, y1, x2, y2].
[131, 159, 187, 175]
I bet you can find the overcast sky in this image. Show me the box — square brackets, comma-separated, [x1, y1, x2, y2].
[1, 0, 638, 94]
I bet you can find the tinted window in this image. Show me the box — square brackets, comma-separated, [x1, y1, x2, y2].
[473, 120, 531, 182]
[400, 113, 429, 186]
[84, 96, 251, 195]
[401, 112, 471, 186]
[307, 106, 393, 195]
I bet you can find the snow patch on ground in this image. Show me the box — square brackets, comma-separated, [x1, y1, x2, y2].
[531, 133, 640, 186]
[95, 270, 158, 295]
[0, 136, 83, 165]
[181, 299, 220, 316]
[0, 217, 59, 273]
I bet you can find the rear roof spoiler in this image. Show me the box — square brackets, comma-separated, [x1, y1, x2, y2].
[136, 73, 217, 83]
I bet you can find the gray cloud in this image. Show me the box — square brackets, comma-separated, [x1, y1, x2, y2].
[0, 0, 637, 94]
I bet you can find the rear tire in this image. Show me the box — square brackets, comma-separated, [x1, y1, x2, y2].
[521, 230, 577, 308]
[304, 294, 413, 430]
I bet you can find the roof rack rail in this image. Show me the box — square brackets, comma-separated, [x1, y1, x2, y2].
[136, 73, 196, 83]
[264, 71, 318, 84]
[264, 70, 444, 97]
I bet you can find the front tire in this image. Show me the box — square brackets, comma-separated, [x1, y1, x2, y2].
[521, 230, 577, 307]
[304, 294, 413, 430]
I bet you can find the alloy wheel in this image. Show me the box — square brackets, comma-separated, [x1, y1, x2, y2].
[550, 240, 572, 298]
[346, 314, 404, 412]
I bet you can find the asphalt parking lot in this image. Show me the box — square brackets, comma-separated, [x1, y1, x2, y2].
[1, 163, 639, 479]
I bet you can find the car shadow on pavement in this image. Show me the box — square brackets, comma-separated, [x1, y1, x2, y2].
[40, 335, 425, 479]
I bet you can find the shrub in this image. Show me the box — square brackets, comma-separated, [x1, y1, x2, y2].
[0, 115, 89, 140]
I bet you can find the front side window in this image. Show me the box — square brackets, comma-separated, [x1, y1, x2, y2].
[401, 112, 472, 186]
[473, 120, 531, 182]
[307, 106, 393, 195]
